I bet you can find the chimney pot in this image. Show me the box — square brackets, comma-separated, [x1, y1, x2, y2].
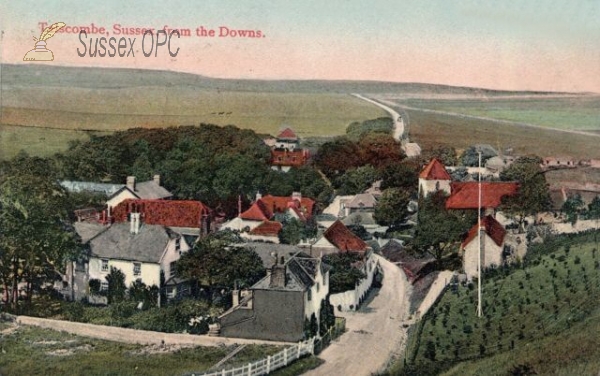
[126, 176, 136, 192]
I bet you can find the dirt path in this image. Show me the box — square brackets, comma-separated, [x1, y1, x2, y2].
[352, 93, 405, 141]
[306, 254, 411, 376]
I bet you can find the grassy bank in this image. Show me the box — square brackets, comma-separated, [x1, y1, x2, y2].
[0, 325, 281, 376]
[392, 231, 600, 375]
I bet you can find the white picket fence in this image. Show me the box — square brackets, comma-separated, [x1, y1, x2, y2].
[190, 337, 315, 376]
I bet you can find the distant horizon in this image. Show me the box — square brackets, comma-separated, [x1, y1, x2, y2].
[2, 63, 596, 95]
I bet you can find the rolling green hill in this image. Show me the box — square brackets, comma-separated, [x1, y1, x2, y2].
[393, 231, 600, 376]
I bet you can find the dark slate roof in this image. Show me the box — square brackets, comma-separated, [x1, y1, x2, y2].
[88, 222, 175, 263]
[243, 242, 303, 268]
[74, 221, 108, 244]
[132, 181, 173, 200]
[346, 193, 378, 209]
[251, 255, 329, 292]
[342, 212, 377, 226]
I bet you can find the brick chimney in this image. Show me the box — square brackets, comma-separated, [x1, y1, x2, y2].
[126, 176, 136, 191]
[153, 174, 161, 186]
[292, 191, 302, 201]
[269, 256, 287, 288]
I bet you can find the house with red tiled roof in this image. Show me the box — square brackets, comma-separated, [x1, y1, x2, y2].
[445, 182, 519, 213]
[311, 220, 370, 256]
[461, 215, 507, 280]
[220, 192, 315, 243]
[110, 198, 212, 235]
[269, 127, 310, 172]
[419, 159, 452, 197]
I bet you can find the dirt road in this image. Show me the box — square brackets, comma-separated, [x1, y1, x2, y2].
[351, 93, 406, 141]
[306, 254, 411, 376]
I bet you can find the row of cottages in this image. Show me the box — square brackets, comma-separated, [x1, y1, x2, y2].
[220, 192, 315, 243]
[419, 158, 520, 280]
[268, 128, 310, 172]
[218, 253, 330, 342]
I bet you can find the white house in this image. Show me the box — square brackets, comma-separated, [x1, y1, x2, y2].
[418, 158, 452, 197]
[84, 214, 190, 304]
[461, 215, 507, 280]
[106, 175, 172, 216]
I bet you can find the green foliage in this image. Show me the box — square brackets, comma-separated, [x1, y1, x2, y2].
[105, 267, 127, 304]
[0, 153, 82, 311]
[379, 159, 420, 193]
[176, 232, 265, 291]
[373, 188, 411, 228]
[403, 232, 600, 375]
[88, 279, 101, 295]
[460, 144, 498, 167]
[334, 165, 379, 195]
[412, 191, 476, 268]
[500, 156, 551, 230]
[423, 145, 458, 166]
[586, 195, 600, 219]
[128, 280, 159, 308]
[322, 253, 367, 294]
[346, 117, 394, 141]
[562, 193, 585, 225]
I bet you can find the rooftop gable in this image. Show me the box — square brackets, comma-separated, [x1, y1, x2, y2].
[322, 220, 368, 254]
[240, 200, 272, 221]
[261, 194, 315, 221]
[277, 127, 298, 140]
[419, 159, 452, 181]
[249, 221, 283, 237]
[446, 182, 519, 210]
[462, 215, 507, 248]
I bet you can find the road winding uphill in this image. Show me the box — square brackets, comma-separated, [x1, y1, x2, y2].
[305, 254, 412, 376]
[352, 93, 406, 141]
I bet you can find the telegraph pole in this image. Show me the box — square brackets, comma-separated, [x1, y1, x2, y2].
[477, 150, 483, 318]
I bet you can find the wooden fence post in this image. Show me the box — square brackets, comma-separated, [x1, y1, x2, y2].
[266, 355, 271, 374]
[297, 341, 302, 359]
[221, 368, 225, 376]
[284, 347, 288, 365]
[247, 362, 252, 376]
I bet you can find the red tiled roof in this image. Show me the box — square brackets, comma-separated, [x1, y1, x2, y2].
[240, 200, 272, 221]
[277, 128, 298, 140]
[323, 220, 368, 254]
[249, 221, 283, 236]
[446, 182, 519, 210]
[419, 158, 451, 180]
[271, 149, 309, 166]
[112, 199, 211, 228]
[261, 194, 315, 220]
[462, 215, 507, 248]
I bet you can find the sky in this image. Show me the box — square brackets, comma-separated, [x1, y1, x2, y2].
[2, 0, 599, 92]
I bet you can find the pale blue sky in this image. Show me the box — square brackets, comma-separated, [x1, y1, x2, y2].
[2, 0, 599, 91]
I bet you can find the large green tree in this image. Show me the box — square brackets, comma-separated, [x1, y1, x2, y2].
[412, 191, 475, 268]
[500, 156, 551, 231]
[373, 188, 411, 228]
[175, 231, 265, 292]
[0, 154, 81, 310]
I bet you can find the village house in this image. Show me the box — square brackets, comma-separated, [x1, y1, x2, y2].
[542, 157, 579, 169]
[220, 192, 315, 242]
[445, 181, 519, 216]
[218, 254, 330, 342]
[269, 128, 310, 172]
[105, 175, 172, 216]
[80, 216, 191, 305]
[461, 215, 507, 280]
[68, 198, 212, 304]
[418, 158, 452, 197]
[309, 220, 370, 257]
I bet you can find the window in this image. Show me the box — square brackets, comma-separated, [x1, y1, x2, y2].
[170, 261, 176, 278]
[307, 289, 312, 301]
[175, 238, 181, 251]
[101, 259, 109, 272]
[166, 287, 175, 299]
[316, 283, 320, 293]
[100, 281, 109, 291]
[133, 263, 141, 276]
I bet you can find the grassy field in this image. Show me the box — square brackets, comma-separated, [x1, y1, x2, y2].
[395, 232, 600, 375]
[402, 109, 600, 159]
[0, 124, 111, 160]
[0, 325, 282, 376]
[2, 87, 385, 136]
[394, 96, 600, 131]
